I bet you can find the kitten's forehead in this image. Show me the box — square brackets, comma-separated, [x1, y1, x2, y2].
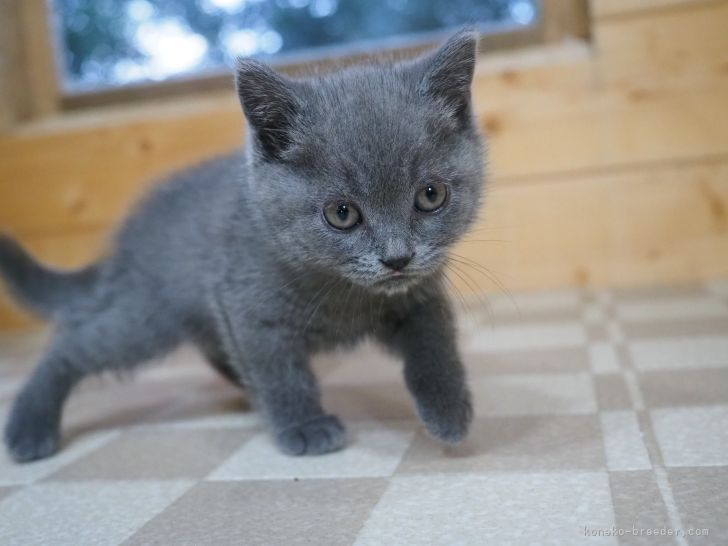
[313, 67, 426, 127]
[302, 66, 443, 182]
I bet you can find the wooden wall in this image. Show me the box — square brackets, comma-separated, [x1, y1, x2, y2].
[1, 0, 727, 330]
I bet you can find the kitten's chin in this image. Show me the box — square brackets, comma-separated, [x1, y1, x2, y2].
[369, 275, 419, 296]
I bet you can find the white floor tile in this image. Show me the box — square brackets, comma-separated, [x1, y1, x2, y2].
[651, 406, 728, 467]
[0, 430, 119, 486]
[467, 322, 587, 353]
[599, 411, 651, 471]
[629, 337, 728, 371]
[589, 342, 621, 374]
[356, 472, 616, 546]
[0, 481, 193, 546]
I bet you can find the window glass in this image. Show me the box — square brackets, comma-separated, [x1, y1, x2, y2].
[55, 0, 540, 91]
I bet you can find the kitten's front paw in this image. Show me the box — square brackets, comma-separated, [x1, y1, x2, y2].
[4, 407, 60, 463]
[417, 389, 473, 444]
[276, 415, 347, 456]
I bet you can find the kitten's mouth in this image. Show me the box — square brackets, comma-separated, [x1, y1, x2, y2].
[372, 272, 417, 294]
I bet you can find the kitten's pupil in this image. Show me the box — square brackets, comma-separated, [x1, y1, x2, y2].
[425, 185, 438, 202]
[337, 204, 349, 221]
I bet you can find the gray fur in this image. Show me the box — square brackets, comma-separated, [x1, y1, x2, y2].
[2, 30, 485, 462]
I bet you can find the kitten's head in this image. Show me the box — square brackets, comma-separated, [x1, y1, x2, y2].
[236, 30, 485, 294]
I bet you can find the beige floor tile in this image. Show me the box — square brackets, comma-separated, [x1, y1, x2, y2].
[629, 337, 728, 372]
[639, 369, 728, 408]
[650, 407, 728, 467]
[705, 279, 728, 298]
[608, 470, 675, 546]
[0, 481, 192, 546]
[594, 374, 633, 410]
[208, 421, 415, 480]
[398, 415, 606, 473]
[125, 479, 387, 546]
[615, 297, 728, 323]
[356, 472, 616, 546]
[48, 429, 252, 481]
[141, 382, 251, 426]
[471, 372, 597, 416]
[465, 289, 583, 328]
[1, 280, 727, 546]
[587, 323, 611, 343]
[667, 467, 728, 545]
[465, 347, 589, 374]
[623, 318, 728, 340]
[61, 375, 215, 438]
[320, 343, 401, 386]
[322, 382, 416, 420]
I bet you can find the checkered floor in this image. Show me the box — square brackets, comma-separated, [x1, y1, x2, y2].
[1, 281, 727, 545]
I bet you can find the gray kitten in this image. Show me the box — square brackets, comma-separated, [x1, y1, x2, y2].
[1, 30, 485, 462]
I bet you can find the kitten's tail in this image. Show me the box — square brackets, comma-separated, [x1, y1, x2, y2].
[0, 234, 99, 319]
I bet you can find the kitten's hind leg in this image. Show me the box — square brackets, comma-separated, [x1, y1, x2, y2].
[4, 298, 183, 462]
[3, 346, 80, 462]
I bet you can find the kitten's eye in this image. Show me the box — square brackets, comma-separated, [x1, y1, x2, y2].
[323, 202, 362, 230]
[415, 182, 448, 212]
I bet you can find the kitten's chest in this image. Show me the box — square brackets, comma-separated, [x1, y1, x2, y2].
[294, 289, 400, 349]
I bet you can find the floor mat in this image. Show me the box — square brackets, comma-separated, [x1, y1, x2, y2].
[0, 280, 727, 545]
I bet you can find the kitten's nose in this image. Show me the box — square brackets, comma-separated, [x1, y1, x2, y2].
[380, 253, 414, 271]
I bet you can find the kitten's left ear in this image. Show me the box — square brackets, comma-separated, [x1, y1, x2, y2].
[417, 29, 478, 126]
[236, 58, 302, 161]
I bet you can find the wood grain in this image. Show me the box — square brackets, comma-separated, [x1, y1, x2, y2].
[2, 0, 728, 330]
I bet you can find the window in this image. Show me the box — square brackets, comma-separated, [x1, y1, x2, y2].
[55, 0, 541, 92]
[1, 0, 587, 122]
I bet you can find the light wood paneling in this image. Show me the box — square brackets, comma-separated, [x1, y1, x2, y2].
[452, 158, 728, 293]
[0, 0, 26, 129]
[2, 0, 728, 330]
[590, 0, 716, 18]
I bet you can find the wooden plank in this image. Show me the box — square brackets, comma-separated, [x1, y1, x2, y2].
[0, 99, 244, 234]
[17, 0, 61, 118]
[483, 83, 728, 180]
[3, 159, 727, 331]
[3, 0, 728, 330]
[0, 0, 26, 129]
[474, 1, 728, 178]
[2, 63, 728, 233]
[450, 159, 728, 293]
[593, 0, 728, 87]
[590, 0, 721, 18]
[3, 1, 728, 235]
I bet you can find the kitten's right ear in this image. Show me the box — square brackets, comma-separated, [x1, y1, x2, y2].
[416, 30, 478, 127]
[236, 59, 301, 161]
